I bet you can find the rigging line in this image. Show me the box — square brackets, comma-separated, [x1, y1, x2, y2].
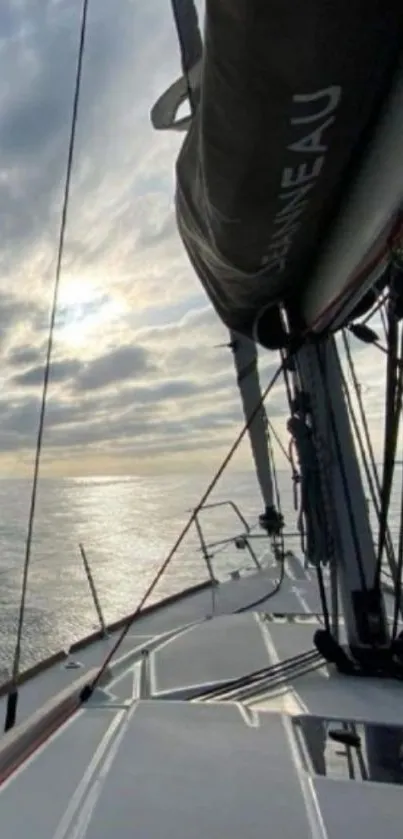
[341, 358, 400, 588]
[80, 358, 287, 701]
[214, 657, 325, 701]
[266, 416, 291, 463]
[197, 648, 321, 699]
[314, 562, 331, 634]
[283, 348, 306, 554]
[361, 291, 389, 325]
[291, 355, 332, 632]
[205, 525, 263, 561]
[203, 648, 320, 694]
[374, 289, 403, 591]
[342, 331, 390, 530]
[280, 347, 294, 411]
[266, 422, 286, 563]
[4, 0, 89, 734]
[314, 342, 368, 593]
[389, 328, 403, 627]
[266, 415, 282, 514]
[392, 466, 403, 640]
[380, 300, 389, 346]
[204, 657, 323, 702]
[235, 558, 285, 613]
[341, 334, 393, 548]
[357, 333, 403, 365]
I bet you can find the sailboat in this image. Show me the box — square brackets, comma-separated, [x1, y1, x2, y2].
[1, 0, 403, 836]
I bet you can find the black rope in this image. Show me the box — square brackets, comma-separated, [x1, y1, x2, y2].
[342, 332, 396, 592]
[235, 559, 285, 613]
[267, 433, 286, 570]
[380, 302, 388, 342]
[4, 0, 89, 733]
[342, 335, 386, 528]
[314, 562, 331, 634]
[267, 428, 283, 513]
[342, 331, 390, 538]
[80, 359, 288, 702]
[196, 648, 322, 700]
[361, 291, 389, 326]
[266, 417, 291, 463]
[392, 468, 403, 640]
[291, 357, 332, 631]
[314, 342, 368, 594]
[280, 347, 294, 410]
[374, 285, 403, 591]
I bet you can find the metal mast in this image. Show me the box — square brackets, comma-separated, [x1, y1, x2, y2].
[289, 335, 389, 653]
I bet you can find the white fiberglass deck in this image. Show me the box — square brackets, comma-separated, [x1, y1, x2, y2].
[1, 554, 403, 838]
[0, 552, 324, 726]
[2, 640, 403, 839]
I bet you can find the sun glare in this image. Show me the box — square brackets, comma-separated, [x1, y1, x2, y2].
[59, 277, 95, 308]
[57, 277, 126, 349]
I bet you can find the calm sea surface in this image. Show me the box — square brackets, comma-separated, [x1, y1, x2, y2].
[0, 468, 401, 679]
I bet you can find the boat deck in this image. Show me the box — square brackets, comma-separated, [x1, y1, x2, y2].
[0, 552, 402, 838]
[0, 551, 322, 727]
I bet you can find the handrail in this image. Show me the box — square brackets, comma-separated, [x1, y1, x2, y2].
[197, 500, 251, 532]
[190, 499, 262, 572]
[194, 514, 217, 584]
[203, 531, 301, 552]
[194, 514, 217, 615]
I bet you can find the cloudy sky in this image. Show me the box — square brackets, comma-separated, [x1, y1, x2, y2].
[0, 0, 391, 478]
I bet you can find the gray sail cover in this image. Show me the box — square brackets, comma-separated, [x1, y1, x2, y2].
[175, 0, 403, 340]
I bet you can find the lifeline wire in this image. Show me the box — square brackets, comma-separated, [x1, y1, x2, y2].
[4, 0, 89, 732]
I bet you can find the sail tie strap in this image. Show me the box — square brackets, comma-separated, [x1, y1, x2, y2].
[151, 0, 202, 131]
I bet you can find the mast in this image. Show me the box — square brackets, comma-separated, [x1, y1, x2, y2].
[229, 330, 283, 534]
[290, 335, 389, 653]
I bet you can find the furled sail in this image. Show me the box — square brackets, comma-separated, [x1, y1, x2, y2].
[153, 0, 403, 345]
